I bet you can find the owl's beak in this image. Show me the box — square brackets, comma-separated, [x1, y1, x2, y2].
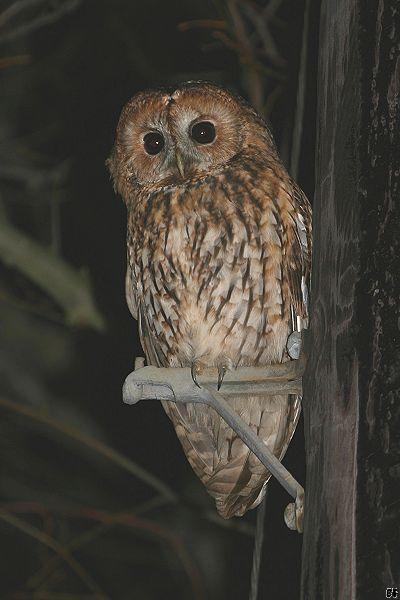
[175, 150, 186, 178]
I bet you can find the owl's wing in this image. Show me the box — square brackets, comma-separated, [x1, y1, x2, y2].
[126, 261, 170, 368]
[135, 297, 220, 485]
[129, 282, 220, 480]
[284, 182, 312, 325]
[137, 300, 167, 368]
[125, 265, 138, 320]
[208, 180, 310, 517]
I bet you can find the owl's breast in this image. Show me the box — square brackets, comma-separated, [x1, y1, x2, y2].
[129, 180, 290, 367]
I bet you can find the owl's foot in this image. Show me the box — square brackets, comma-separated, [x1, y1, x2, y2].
[191, 358, 231, 389]
[217, 364, 227, 390]
[216, 356, 235, 390]
[191, 360, 205, 388]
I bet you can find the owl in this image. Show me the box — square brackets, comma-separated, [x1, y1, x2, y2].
[108, 82, 311, 519]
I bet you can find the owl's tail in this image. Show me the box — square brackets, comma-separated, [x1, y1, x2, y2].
[162, 392, 301, 519]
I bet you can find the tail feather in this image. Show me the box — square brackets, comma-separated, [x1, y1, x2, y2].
[163, 393, 301, 518]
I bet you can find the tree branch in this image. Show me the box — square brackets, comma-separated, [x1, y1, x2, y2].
[0, 213, 105, 331]
[0, 0, 81, 45]
[0, 507, 107, 598]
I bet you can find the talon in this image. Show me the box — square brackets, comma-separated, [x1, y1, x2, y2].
[191, 363, 201, 388]
[217, 365, 227, 390]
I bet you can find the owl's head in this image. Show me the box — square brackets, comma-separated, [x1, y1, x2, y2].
[108, 81, 276, 198]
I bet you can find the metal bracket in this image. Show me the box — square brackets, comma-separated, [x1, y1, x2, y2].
[123, 355, 305, 533]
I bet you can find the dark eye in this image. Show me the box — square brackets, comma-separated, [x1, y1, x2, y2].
[143, 131, 164, 155]
[191, 121, 216, 144]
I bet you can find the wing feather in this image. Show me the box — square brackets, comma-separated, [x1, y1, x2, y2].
[284, 182, 312, 323]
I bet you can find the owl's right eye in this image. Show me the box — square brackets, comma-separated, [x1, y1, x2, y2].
[143, 131, 165, 155]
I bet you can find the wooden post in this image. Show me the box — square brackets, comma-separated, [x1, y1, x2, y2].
[301, 1, 400, 598]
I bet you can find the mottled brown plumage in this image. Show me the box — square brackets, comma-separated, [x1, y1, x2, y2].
[108, 82, 312, 518]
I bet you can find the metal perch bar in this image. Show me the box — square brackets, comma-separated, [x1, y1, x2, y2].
[123, 355, 305, 532]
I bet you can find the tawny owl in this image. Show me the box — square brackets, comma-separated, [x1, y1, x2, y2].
[108, 82, 311, 519]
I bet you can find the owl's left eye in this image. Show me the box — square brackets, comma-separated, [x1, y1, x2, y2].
[143, 131, 165, 155]
[191, 121, 216, 144]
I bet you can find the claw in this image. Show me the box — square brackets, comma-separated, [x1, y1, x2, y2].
[191, 363, 202, 388]
[217, 365, 227, 390]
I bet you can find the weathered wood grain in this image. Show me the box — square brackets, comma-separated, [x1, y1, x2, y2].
[301, 1, 400, 598]
[357, 1, 400, 596]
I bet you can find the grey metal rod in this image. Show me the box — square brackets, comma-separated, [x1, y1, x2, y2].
[123, 363, 304, 501]
[201, 385, 302, 499]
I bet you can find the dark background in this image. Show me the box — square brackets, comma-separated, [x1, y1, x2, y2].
[0, 1, 317, 598]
